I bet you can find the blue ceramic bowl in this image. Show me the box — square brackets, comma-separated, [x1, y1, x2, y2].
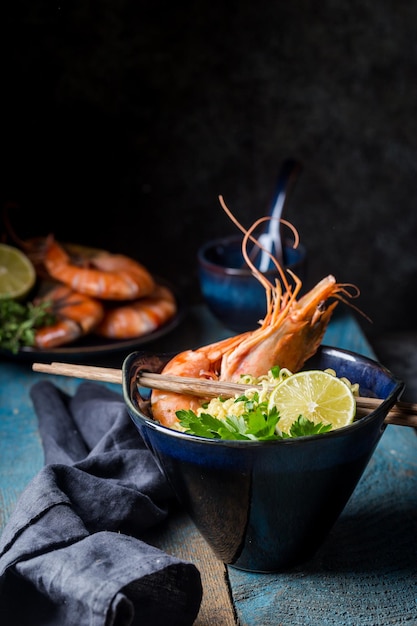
[123, 346, 404, 573]
[197, 234, 307, 332]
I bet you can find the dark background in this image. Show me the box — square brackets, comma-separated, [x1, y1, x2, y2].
[2, 1, 417, 341]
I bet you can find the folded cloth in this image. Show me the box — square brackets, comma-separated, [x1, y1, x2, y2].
[0, 381, 202, 626]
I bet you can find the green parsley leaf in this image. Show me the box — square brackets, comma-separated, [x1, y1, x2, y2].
[176, 404, 332, 441]
[0, 298, 56, 353]
[177, 403, 281, 441]
[289, 415, 333, 437]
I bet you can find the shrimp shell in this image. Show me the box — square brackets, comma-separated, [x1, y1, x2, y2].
[34, 285, 104, 349]
[151, 196, 364, 429]
[44, 237, 156, 300]
[150, 276, 346, 428]
[95, 285, 177, 339]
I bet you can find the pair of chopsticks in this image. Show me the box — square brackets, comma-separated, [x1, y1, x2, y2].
[32, 362, 417, 429]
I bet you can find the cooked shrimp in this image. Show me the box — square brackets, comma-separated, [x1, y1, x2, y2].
[151, 196, 363, 428]
[34, 285, 104, 349]
[2, 206, 156, 299]
[95, 284, 177, 339]
[43, 237, 155, 300]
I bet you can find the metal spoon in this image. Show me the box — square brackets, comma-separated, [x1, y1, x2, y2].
[256, 158, 302, 272]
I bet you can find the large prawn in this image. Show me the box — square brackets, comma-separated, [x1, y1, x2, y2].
[151, 196, 363, 428]
[95, 284, 177, 339]
[43, 237, 156, 300]
[2, 204, 156, 301]
[34, 285, 105, 349]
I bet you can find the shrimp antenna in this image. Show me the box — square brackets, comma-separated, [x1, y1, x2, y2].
[242, 217, 292, 293]
[334, 283, 373, 323]
[218, 195, 301, 288]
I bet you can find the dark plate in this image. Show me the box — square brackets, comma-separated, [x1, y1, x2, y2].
[1, 278, 185, 364]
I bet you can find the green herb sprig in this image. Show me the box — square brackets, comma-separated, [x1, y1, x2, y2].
[0, 298, 55, 354]
[176, 394, 332, 441]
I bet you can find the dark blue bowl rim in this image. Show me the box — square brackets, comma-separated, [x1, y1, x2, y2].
[122, 345, 404, 448]
[197, 234, 306, 277]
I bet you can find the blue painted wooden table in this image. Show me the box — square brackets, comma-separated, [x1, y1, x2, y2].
[1, 306, 417, 625]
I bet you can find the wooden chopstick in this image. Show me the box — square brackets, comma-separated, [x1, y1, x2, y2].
[32, 362, 417, 429]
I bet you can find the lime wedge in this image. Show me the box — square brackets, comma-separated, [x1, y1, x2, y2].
[267, 370, 356, 434]
[0, 244, 36, 300]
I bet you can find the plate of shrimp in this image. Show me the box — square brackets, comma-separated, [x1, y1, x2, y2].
[0, 232, 184, 362]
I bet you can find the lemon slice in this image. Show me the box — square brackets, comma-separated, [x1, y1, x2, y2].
[267, 370, 356, 435]
[0, 244, 36, 300]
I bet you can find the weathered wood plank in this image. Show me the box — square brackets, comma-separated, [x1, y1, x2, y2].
[322, 310, 375, 359]
[144, 511, 237, 625]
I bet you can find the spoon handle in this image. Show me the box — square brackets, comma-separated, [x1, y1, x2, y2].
[257, 158, 302, 271]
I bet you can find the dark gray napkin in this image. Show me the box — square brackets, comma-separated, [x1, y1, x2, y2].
[0, 381, 202, 626]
